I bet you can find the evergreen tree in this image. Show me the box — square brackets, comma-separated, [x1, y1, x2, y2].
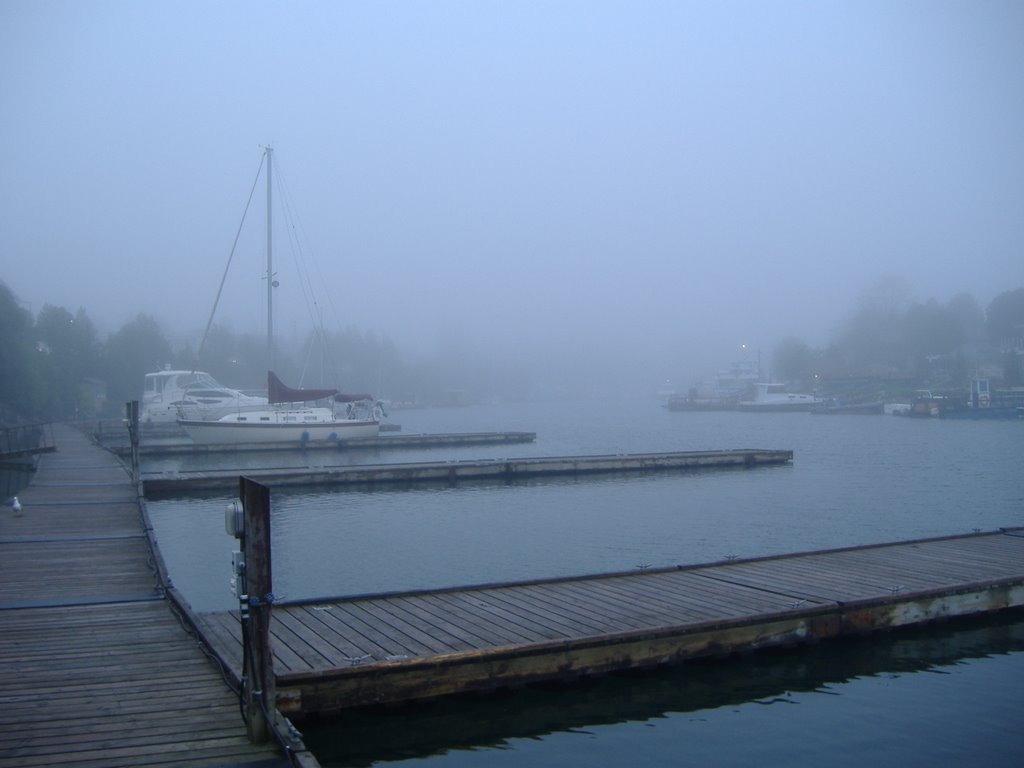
[102, 314, 173, 411]
[0, 282, 46, 420]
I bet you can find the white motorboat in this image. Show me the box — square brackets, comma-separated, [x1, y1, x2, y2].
[739, 382, 822, 412]
[178, 371, 381, 445]
[142, 369, 267, 424]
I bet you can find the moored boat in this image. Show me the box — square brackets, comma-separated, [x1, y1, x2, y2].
[939, 379, 1024, 419]
[738, 383, 822, 412]
[178, 371, 380, 445]
[178, 406, 380, 444]
[142, 368, 267, 424]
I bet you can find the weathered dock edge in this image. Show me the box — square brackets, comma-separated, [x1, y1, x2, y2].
[107, 430, 538, 457]
[143, 448, 794, 493]
[275, 576, 1024, 716]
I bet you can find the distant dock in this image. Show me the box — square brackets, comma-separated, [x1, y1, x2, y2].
[98, 428, 537, 456]
[141, 448, 794, 494]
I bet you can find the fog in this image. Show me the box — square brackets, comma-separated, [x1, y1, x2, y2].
[2, 1, 1022, 394]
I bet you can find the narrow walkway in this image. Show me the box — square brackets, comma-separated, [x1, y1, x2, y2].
[0, 424, 287, 768]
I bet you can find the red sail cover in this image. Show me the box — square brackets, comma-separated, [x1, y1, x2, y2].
[268, 371, 338, 404]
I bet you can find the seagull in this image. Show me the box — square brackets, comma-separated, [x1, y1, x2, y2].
[10, 496, 22, 516]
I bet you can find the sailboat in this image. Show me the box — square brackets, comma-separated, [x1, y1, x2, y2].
[177, 146, 381, 445]
[178, 372, 380, 444]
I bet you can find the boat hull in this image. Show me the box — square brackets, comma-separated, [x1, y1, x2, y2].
[179, 418, 380, 445]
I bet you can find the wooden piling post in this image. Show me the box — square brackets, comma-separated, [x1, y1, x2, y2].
[125, 400, 140, 488]
[240, 476, 275, 743]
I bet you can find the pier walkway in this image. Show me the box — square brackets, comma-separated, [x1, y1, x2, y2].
[0, 424, 289, 768]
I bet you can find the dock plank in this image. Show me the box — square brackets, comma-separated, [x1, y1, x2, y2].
[363, 597, 482, 652]
[566, 576, 732, 624]
[338, 600, 445, 657]
[383, 595, 500, 649]
[322, 601, 429, 658]
[268, 609, 345, 672]
[419, 592, 542, 646]
[276, 607, 376, 667]
[290, 603, 396, 661]
[458, 589, 589, 640]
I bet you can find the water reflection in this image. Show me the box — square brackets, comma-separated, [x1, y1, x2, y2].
[302, 611, 1024, 766]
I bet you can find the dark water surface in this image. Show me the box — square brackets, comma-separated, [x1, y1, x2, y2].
[145, 399, 1024, 766]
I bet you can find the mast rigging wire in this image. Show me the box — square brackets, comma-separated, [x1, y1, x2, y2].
[193, 152, 267, 371]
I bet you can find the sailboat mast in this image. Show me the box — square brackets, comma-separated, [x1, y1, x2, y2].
[265, 145, 274, 372]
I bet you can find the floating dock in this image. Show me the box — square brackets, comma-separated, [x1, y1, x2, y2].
[194, 528, 1024, 718]
[141, 448, 794, 494]
[102, 429, 537, 456]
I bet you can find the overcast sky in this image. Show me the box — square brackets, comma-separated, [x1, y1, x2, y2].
[2, 1, 1022, 388]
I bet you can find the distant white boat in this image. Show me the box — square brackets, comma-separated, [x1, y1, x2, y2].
[739, 383, 822, 412]
[141, 369, 267, 424]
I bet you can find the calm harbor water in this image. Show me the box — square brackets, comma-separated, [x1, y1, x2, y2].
[145, 399, 1024, 767]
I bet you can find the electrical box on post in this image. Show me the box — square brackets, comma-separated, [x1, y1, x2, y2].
[225, 501, 244, 538]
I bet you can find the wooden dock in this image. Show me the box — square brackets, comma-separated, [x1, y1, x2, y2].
[99, 429, 537, 457]
[8, 425, 1024, 758]
[0, 425, 298, 768]
[193, 528, 1024, 718]
[142, 448, 794, 494]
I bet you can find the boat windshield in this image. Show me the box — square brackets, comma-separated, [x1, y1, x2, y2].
[179, 372, 227, 390]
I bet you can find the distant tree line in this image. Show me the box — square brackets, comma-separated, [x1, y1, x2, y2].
[0, 280, 431, 422]
[771, 280, 1024, 395]
[2, 278, 1023, 423]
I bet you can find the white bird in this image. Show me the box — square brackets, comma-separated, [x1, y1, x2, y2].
[11, 496, 22, 516]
